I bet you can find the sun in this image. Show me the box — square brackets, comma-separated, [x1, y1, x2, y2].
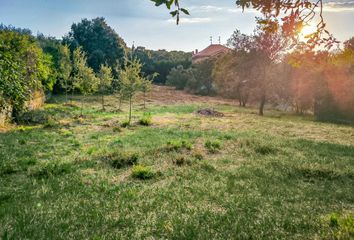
[300, 24, 318, 39]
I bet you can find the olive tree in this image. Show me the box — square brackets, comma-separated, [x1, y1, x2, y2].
[119, 59, 145, 124]
[97, 64, 113, 110]
[72, 47, 99, 115]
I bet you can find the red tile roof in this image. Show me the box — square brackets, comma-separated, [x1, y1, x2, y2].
[192, 44, 230, 60]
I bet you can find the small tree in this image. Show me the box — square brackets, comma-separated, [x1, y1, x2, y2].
[97, 64, 113, 110]
[72, 47, 99, 116]
[141, 73, 157, 109]
[119, 59, 144, 124]
[58, 45, 72, 103]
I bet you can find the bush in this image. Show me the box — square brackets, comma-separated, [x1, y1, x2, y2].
[104, 150, 139, 169]
[132, 165, 155, 179]
[205, 140, 222, 153]
[138, 113, 152, 126]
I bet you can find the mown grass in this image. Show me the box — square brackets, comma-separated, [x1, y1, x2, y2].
[0, 94, 353, 239]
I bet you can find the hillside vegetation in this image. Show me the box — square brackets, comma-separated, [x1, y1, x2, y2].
[1, 86, 353, 239]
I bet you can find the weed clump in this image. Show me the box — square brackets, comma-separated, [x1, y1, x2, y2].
[138, 113, 152, 126]
[165, 140, 192, 152]
[121, 120, 130, 128]
[322, 213, 354, 239]
[192, 150, 204, 160]
[240, 138, 277, 155]
[43, 116, 58, 128]
[132, 165, 155, 179]
[28, 162, 72, 179]
[113, 126, 122, 133]
[205, 140, 222, 153]
[173, 155, 192, 166]
[104, 150, 139, 169]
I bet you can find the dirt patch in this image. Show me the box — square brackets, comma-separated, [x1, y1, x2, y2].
[196, 108, 224, 117]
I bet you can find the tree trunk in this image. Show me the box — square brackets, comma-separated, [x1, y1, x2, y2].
[81, 96, 84, 116]
[128, 96, 132, 124]
[102, 95, 105, 111]
[143, 92, 146, 110]
[119, 96, 122, 111]
[259, 95, 266, 116]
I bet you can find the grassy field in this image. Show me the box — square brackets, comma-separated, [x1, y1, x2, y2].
[1, 87, 354, 239]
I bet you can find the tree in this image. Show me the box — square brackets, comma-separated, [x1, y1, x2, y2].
[64, 17, 127, 73]
[141, 73, 156, 109]
[216, 28, 289, 115]
[344, 37, 354, 51]
[187, 59, 216, 96]
[119, 59, 145, 124]
[166, 65, 190, 90]
[72, 47, 99, 115]
[133, 46, 192, 84]
[58, 45, 72, 102]
[97, 64, 113, 110]
[214, 52, 251, 107]
[0, 29, 52, 118]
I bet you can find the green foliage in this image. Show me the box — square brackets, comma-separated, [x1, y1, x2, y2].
[138, 112, 152, 126]
[322, 213, 354, 239]
[120, 120, 131, 128]
[133, 46, 192, 84]
[64, 17, 127, 72]
[166, 140, 192, 152]
[28, 161, 73, 179]
[205, 139, 222, 153]
[58, 45, 72, 98]
[131, 165, 155, 179]
[72, 47, 99, 96]
[166, 65, 193, 90]
[187, 59, 217, 95]
[98, 64, 113, 94]
[119, 59, 146, 124]
[0, 30, 52, 115]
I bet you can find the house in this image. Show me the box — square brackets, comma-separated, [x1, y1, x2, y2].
[192, 44, 231, 64]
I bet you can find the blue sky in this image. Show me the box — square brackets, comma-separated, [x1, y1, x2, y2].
[1, 0, 354, 51]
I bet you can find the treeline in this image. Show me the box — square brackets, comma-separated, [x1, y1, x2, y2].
[0, 18, 191, 120]
[166, 28, 354, 123]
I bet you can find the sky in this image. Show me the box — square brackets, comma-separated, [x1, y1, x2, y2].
[1, 0, 354, 51]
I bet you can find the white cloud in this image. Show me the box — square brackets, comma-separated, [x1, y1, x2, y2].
[166, 17, 212, 24]
[324, 1, 354, 12]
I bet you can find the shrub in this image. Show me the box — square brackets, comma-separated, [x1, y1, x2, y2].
[132, 165, 155, 179]
[43, 116, 58, 128]
[205, 140, 222, 153]
[105, 150, 139, 169]
[138, 113, 152, 126]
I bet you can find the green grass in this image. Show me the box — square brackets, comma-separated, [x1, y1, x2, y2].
[0, 95, 354, 239]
